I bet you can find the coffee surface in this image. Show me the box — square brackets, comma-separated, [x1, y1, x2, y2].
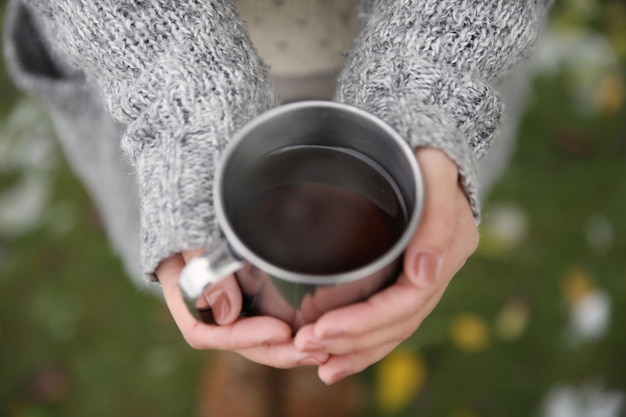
[228, 146, 406, 274]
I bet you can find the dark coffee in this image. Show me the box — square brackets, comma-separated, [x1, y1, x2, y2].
[227, 146, 407, 275]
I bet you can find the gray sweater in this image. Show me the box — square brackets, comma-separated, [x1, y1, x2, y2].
[3, 0, 551, 283]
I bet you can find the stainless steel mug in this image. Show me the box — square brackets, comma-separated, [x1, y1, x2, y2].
[180, 101, 424, 330]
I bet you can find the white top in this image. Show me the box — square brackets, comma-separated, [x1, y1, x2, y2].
[234, 0, 358, 77]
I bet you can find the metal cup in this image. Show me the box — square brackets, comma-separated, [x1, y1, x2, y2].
[180, 101, 424, 330]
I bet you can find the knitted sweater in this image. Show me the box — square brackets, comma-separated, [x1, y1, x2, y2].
[3, 0, 551, 282]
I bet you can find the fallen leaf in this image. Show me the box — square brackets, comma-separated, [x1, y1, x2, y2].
[477, 203, 529, 257]
[561, 266, 595, 306]
[566, 290, 612, 345]
[594, 71, 625, 116]
[376, 349, 427, 415]
[542, 382, 625, 417]
[449, 314, 491, 352]
[495, 299, 531, 342]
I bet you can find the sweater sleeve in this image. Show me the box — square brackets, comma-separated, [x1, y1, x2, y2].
[336, 0, 552, 221]
[18, 0, 279, 280]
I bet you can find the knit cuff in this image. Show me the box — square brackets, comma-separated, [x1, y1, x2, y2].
[129, 82, 278, 281]
[336, 57, 498, 222]
[337, 91, 482, 222]
[133, 125, 222, 282]
[334, 0, 554, 223]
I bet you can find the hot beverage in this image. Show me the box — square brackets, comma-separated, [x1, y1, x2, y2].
[227, 146, 408, 275]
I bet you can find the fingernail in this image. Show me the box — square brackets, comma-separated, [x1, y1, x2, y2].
[205, 289, 230, 323]
[411, 251, 442, 286]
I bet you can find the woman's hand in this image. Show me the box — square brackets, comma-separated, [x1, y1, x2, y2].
[293, 148, 479, 384]
[157, 147, 477, 379]
[156, 250, 329, 368]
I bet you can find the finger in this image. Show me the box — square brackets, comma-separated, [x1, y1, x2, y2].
[236, 343, 329, 369]
[296, 273, 433, 343]
[309, 213, 471, 340]
[300, 311, 416, 356]
[318, 341, 400, 385]
[180, 248, 245, 325]
[455, 183, 480, 257]
[157, 255, 292, 350]
[404, 148, 460, 287]
[295, 207, 468, 344]
[300, 284, 448, 356]
[318, 234, 471, 381]
[181, 248, 206, 263]
[296, 216, 475, 356]
[156, 252, 186, 284]
[158, 254, 211, 333]
[195, 275, 243, 325]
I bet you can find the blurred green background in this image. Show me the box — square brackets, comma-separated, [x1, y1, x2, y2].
[1, 1, 625, 416]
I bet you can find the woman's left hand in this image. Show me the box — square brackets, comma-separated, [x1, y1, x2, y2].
[293, 148, 479, 384]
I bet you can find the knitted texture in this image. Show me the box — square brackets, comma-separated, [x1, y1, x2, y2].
[338, 0, 551, 220]
[12, 0, 279, 280]
[4, 0, 551, 281]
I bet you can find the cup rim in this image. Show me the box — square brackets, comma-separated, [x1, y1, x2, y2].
[214, 100, 424, 285]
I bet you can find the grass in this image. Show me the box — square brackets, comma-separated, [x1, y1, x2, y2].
[1, 1, 625, 416]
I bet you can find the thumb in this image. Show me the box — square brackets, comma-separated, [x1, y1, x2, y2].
[182, 250, 243, 325]
[194, 275, 243, 325]
[404, 148, 459, 287]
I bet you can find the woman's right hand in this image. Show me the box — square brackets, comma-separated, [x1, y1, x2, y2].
[156, 250, 329, 368]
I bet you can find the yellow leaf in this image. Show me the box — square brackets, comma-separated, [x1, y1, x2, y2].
[594, 71, 625, 116]
[449, 314, 491, 352]
[495, 299, 531, 342]
[561, 266, 595, 306]
[376, 349, 427, 415]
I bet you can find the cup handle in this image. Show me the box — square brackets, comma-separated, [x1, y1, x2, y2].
[179, 241, 245, 301]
